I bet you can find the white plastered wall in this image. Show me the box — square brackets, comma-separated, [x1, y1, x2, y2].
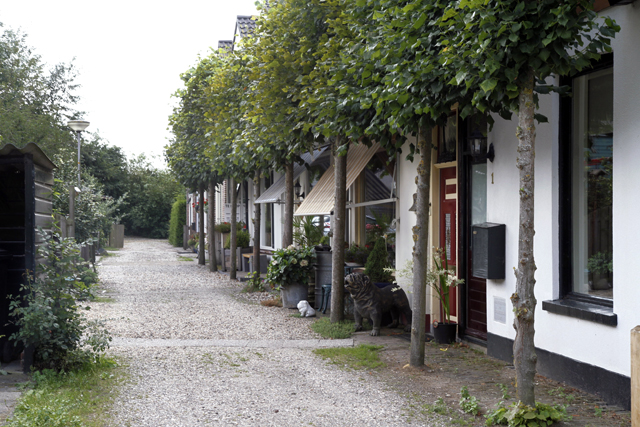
[486, 4, 640, 377]
[395, 135, 435, 318]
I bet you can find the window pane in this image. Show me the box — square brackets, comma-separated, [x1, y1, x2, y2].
[364, 155, 395, 202]
[264, 174, 273, 247]
[365, 202, 396, 266]
[471, 163, 487, 226]
[572, 68, 613, 298]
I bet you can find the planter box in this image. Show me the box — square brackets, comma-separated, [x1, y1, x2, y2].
[245, 254, 268, 273]
[314, 250, 332, 310]
[239, 247, 253, 271]
[223, 247, 252, 271]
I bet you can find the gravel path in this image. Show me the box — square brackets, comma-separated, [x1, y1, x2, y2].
[89, 238, 442, 426]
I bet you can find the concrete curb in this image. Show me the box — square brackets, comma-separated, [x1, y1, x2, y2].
[111, 338, 354, 349]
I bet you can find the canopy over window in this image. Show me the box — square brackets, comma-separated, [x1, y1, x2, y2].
[255, 147, 327, 204]
[294, 142, 380, 216]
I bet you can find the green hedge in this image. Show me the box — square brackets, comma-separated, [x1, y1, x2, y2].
[168, 195, 186, 246]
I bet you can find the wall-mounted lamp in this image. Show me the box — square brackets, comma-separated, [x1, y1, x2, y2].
[294, 182, 301, 198]
[467, 131, 495, 163]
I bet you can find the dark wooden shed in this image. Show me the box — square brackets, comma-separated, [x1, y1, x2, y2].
[0, 142, 56, 362]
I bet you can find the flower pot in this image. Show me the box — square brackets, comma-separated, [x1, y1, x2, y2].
[433, 322, 457, 344]
[280, 282, 308, 309]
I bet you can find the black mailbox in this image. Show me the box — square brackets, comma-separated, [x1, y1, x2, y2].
[472, 222, 505, 280]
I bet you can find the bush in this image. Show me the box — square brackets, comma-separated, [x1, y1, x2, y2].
[168, 195, 186, 246]
[224, 230, 251, 249]
[215, 221, 246, 234]
[52, 155, 125, 246]
[214, 222, 231, 233]
[120, 155, 183, 238]
[9, 227, 111, 371]
[346, 243, 370, 264]
[364, 237, 392, 283]
[266, 246, 316, 289]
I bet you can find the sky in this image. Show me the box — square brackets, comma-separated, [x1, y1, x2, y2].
[0, 0, 260, 168]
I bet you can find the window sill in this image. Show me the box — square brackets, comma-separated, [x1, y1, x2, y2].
[542, 294, 617, 326]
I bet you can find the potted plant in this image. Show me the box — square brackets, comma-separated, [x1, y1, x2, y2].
[430, 248, 464, 344]
[224, 230, 252, 270]
[587, 251, 613, 290]
[346, 243, 370, 265]
[187, 232, 199, 253]
[266, 245, 316, 308]
[364, 237, 393, 286]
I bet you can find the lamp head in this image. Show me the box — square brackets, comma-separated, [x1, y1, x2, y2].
[67, 120, 90, 132]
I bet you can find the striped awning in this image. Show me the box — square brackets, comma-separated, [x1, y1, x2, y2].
[255, 147, 327, 204]
[294, 142, 380, 216]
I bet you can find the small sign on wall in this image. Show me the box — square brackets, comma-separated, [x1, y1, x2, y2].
[494, 296, 506, 324]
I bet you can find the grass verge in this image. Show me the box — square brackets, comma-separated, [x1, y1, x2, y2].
[91, 296, 116, 303]
[310, 317, 355, 339]
[313, 344, 386, 370]
[5, 357, 122, 427]
[99, 252, 118, 258]
[177, 256, 194, 261]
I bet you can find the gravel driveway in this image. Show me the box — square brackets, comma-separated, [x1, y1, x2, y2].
[90, 238, 442, 427]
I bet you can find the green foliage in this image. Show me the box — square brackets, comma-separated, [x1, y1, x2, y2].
[587, 251, 613, 275]
[499, 383, 511, 400]
[345, 243, 371, 265]
[121, 155, 183, 238]
[5, 357, 120, 427]
[0, 27, 79, 156]
[169, 194, 186, 246]
[215, 221, 245, 234]
[459, 386, 481, 415]
[425, 397, 450, 416]
[266, 246, 316, 289]
[310, 318, 355, 339]
[242, 272, 265, 293]
[438, 0, 620, 119]
[52, 153, 125, 245]
[9, 227, 111, 371]
[431, 247, 465, 323]
[224, 230, 251, 249]
[214, 222, 231, 233]
[165, 52, 226, 190]
[293, 216, 328, 247]
[485, 401, 568, 426]
[364, 237, 392, 283]
[313, 344, 385, 370]
[80, 133, 129, 201]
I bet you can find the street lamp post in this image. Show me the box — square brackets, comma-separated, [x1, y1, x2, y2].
[67, 120, 90, 186]
[67, 120, 89, 239]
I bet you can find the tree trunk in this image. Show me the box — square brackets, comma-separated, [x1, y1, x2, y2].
[282, 160, 294, 247]
[331, 138, 348, 323]
[410, 127, 432, 367]
[230, 177, 238, 280]
[208, 179, 217, 272]
[512, 68, 537, 407]
[253, 171, 261, 275]
[198, 184, 205, 265]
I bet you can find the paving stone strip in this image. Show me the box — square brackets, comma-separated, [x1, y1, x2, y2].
[112, 338, 354, 349]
